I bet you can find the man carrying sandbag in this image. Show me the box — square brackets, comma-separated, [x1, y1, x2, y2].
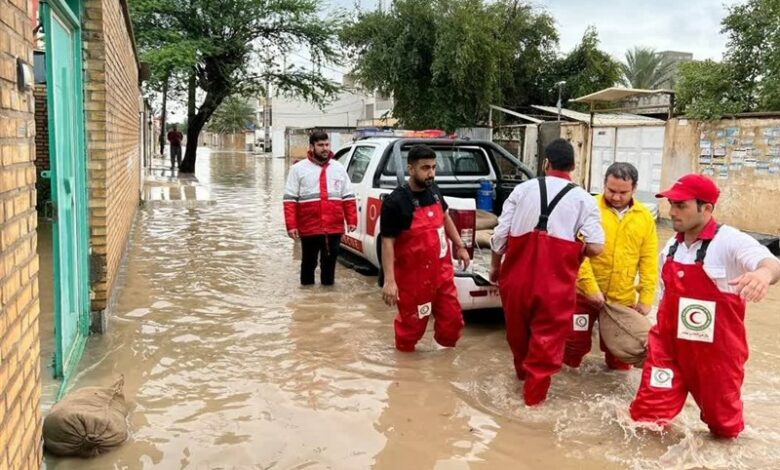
[564, 162, 658, 370]
[630, 174, 780, 438]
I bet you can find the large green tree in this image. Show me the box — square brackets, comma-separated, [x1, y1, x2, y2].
[620, 47, 675, 89]
[549, 27, 622, 107]
[341, 2, 619, 129]
[209, 97, 257, 134]
[674, 60, 744, 120]
[341, 0, 560, 130]
[721, 0, 780, 111]
[130, 0, 341, 173]
[673, 0, 780, 119]
[133, 23, 194, 156]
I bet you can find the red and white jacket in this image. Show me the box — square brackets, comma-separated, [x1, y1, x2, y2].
[283, 152, 358, 237]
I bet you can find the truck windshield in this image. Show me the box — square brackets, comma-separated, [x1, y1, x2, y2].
[382, 148, 490, 177]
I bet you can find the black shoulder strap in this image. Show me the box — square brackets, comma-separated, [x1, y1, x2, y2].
[668, 241, 680, 259]
[535, 177, 578, 231]
[431, 185, 441, 204]
[667, 224, 722, 263]
[695, 224, 722, 264]
[401, 183, 420, 208]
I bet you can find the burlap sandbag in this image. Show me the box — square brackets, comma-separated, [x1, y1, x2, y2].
[599, 303, 652, 366]
[43, 378, 129, 457]
[476, 210, 498, 230]
[476, 229, 493, 249]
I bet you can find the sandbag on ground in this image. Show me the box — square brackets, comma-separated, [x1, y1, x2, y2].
[43, 377, 129, 457]
[476, 210, 499, 231]
[599, 302, 652, 366]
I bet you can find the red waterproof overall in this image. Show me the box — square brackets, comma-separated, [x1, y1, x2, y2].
[499, 179, 583, 405]
[630, 235, 749, 437]
[563, 294, 632, 370]
[393, 189, 463, 352]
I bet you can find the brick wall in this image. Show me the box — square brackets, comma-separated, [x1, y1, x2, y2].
[33, 85, 48, 173]
[0, 0, 44, 467]
[82, 0, 140, 312]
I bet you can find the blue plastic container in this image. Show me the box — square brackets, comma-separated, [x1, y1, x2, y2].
[477, 180, 494, 212]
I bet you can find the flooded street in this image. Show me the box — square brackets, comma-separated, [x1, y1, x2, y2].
[43, 150, 780, 469]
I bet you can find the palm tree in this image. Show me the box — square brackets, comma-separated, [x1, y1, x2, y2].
[620, 47, 675, 89]
[209, 96, 256, 134]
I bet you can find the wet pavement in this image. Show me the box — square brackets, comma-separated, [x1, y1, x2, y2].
[42, 149, 780, 469]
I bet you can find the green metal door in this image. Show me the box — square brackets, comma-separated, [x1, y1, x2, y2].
[42, 0, 90, 389]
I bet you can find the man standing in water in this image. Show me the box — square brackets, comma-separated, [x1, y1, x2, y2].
[283, 131, 357, 286]
[564, 162, 658, 370]
[380, 144, 470, 352]
[167, 124, 184, 170]
[490, 139, 604, 406]
[630, 174, 780, 438]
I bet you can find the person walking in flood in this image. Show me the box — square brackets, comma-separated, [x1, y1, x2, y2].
[283, 131, 357, 286]
[564, 162, 658, 370]
[490, 139, 605, 406]
[630, 174, 780, 438]
[167, 124, 184, 170]
[380, 144, 470, 352]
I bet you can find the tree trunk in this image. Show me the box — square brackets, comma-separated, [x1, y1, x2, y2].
[187, 68, 196, 125]
[179, 90, 226, 173]
[158, 75, 169, 156]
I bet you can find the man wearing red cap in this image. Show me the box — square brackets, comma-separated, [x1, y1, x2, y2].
[630, 173, 780, 438]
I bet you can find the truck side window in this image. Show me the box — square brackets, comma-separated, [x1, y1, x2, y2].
[491, 147, 525, 180]
[333, 147, 351, 161]
[449, 150, 489, 175]
[346, 146, 375, 183]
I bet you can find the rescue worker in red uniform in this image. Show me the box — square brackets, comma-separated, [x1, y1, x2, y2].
[490, 139, 605, 406]
[284, 131, 358, 286]
[630, 174, 780, 438]
[380, 144, 471, 352]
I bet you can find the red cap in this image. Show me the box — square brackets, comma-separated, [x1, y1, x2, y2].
[655, 173, 720, 204]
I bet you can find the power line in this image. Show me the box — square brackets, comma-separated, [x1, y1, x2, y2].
[268, 98, 366, 115]
[289, 52, 349, 76]
[271, 112, 358, 118]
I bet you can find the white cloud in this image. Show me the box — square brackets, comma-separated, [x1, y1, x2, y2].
[536, 0, 745, 61]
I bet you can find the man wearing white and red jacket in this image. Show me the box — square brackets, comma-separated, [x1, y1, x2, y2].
[284, 131, 358, 286]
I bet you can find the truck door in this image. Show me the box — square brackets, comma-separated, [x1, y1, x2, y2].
[489, 145, 533, 215]
[342, 144, 378, 255]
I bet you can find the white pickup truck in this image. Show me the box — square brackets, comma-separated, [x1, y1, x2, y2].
[335, 137, 534, 310]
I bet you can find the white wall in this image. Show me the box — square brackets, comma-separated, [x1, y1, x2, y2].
[272, 91, 367, 129]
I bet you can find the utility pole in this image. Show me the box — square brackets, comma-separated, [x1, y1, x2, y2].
[263, 78, 271, 153]
[555, 80, 566, 122]
[263, 57, 272, 153]
[488, 107, 493, 142]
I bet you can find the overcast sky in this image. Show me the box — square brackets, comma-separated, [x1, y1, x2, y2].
[328, 0, 745, 62]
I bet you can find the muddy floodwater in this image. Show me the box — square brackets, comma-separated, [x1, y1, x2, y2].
[43, 150, 780, 469]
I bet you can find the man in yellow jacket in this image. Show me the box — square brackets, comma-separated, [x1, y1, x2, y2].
[564, 162, 658, 370]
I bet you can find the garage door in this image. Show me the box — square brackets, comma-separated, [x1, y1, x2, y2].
[589, 125, 665, 202]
